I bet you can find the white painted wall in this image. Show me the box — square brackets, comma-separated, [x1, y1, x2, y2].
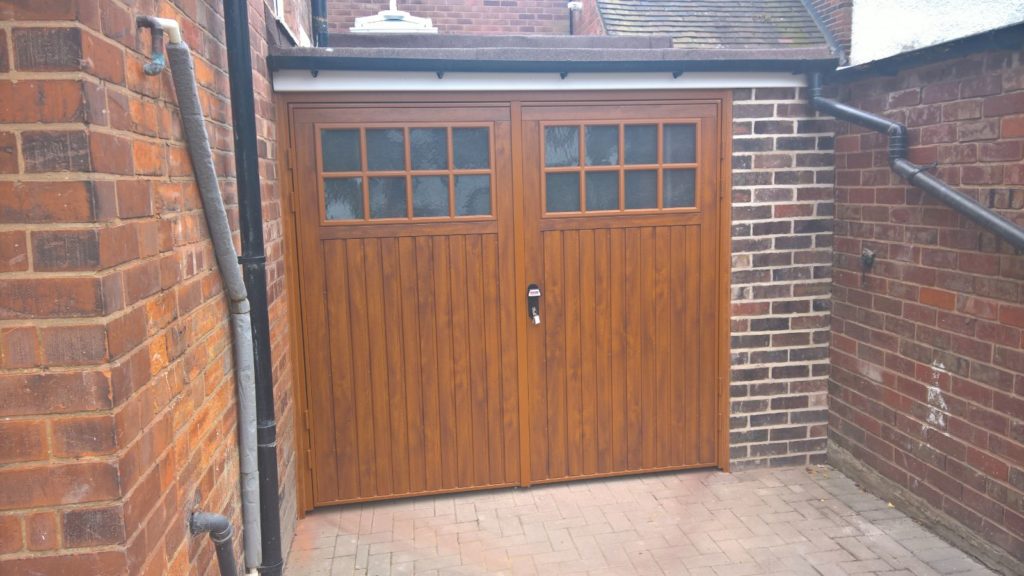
[850, 0, 1024, 66]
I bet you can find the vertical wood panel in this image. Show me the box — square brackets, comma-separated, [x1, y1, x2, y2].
[398, 237, 426, 493]
[684, 226, 700, 466]
[563, 231, 583, 478]
[654, 227, 671, 468]
[594, 229, 613, 472]
[543, 232, 567, 480]
[433, 236, 459, 487]
[465, 235, 490, 486]
[609, 228, 627, 471]
[448, 236, 474, 487]
[363, 239, 395, 496]
[381, 238, 410, 495]
[640, 227, 657, 470]
[624, 228, 643, 470]
[670, 227, 687, 467]
[578, 229, 598, 476]
[345, 239, 377, 496]
[320, 242, 346, 501]
[414, 237, 443, 490]
[698, 225, 717, 463]
[482, 236, 505, 484]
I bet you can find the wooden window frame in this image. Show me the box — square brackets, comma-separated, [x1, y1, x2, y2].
[540, 119, 702, 217]
[316, 121, 498, 225]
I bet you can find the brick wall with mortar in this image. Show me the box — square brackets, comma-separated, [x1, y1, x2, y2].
[326, 0, 569, 35]
[827, 47, 1024, 564]
[730, 87, 835, 470]
[808, 0, 852, 57]
[0, 0, 299, 574]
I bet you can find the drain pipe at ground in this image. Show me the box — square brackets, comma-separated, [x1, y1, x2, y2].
[136, 16, 262, 573]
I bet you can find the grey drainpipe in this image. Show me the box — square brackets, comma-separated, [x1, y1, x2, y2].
[808, 73, 1024, 252]
[136, 16, 262, 571]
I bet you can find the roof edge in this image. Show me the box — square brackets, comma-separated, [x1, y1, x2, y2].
[831, 22, 1024, 81]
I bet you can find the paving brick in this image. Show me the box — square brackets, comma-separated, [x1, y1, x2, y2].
[286, 467, 996, 575]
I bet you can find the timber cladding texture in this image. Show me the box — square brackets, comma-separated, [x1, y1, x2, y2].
[729, 87, 835, 470]
[829, 47, 1024, 565]
[0, 1, 297, 574]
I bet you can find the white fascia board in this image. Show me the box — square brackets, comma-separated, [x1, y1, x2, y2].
[272, 70, 806, 92]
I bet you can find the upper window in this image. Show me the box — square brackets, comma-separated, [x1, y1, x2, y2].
[542, 122, 698, 215]
[320, 125, 494, 222]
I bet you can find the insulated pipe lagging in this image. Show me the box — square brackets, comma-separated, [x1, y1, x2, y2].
[808, 73, 1024, 252]
[191, 512, 239, 576]
[163, 36, 262, 571]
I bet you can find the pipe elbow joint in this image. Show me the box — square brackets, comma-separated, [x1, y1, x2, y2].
[190, 511, 233, 540]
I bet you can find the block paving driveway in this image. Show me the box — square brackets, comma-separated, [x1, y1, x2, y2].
[286, 466, 995, 575]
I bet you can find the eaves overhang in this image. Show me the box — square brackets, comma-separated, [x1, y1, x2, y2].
[267, 34, 838, 75]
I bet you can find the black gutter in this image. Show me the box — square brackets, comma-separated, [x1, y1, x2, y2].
[808, 73, 1024, 252]
[311, 0, 328, 47]
[223, 2, 285, 576]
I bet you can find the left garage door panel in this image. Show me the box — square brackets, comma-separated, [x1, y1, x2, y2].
[293, 108, 520, 505]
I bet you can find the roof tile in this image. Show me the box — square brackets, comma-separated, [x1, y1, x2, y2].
[597, 0, 829, 50]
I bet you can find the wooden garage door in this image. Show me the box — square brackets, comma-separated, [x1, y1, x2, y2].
[293, 105, 521, 505]
[521, 102, 723, 483]
[290, 94, 726, 506]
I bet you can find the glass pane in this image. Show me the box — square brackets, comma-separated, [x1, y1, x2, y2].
[410, 128, 448, 170]
[664, 124, 696, 163]
[413, 176, 449, 217]
[369, 177, 407, 218]
[455, 175, 491, 216]
[624, 170, 657, 209]
[321, 129, 361, 172]
[624, 125, 657, 165]
[545, 126, 579, 167]
[585, 171, 619, 211]
[324, 177, 363, 220]
[366, 129, 405, 171]
[585, 125, 619, 166]
[453, 128, 489, 169]
[546, 172, 580, 212]
[664, 169, 696, 208]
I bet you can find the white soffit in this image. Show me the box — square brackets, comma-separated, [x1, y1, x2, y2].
[272, 70, 806, 92]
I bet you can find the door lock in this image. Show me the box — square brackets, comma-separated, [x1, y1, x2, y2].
[527, 284, 542, 325]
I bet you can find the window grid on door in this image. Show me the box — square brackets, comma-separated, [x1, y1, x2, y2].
[318, 124, 495, 223]
[541, 121, 699, 216]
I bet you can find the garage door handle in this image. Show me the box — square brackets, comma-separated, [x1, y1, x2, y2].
[527, 284, 542, 325]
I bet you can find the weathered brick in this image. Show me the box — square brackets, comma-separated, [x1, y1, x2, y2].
[0, 420, 47, 464]
[21, 130, 91, 173]
[31, 229, 100, 271]
[0, 371, 111, 417]
[12, 27, 83, 71]
[0, 131, 16, 173]
[41, 324, 108, 366]
[0, 461, 119, 510]
[63, 506, 125, 548]
[0, 80, 87, 123]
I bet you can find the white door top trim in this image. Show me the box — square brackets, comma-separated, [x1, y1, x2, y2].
[272, 70, 806, 92]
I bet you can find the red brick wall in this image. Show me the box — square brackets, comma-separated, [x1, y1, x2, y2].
[730, 88, 835, 469]
[0, 1, 298, 574]
[327, 0, 569, 35]
[573, 0, 604, 36]
[829, 48, 1024, 564]
[808, 0, 851, 57]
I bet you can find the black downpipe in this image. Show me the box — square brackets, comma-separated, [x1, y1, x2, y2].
[190, 512, 239, 576]
[312, 0, 329, 46]
[222, 2, 284, 575]
[808, 73, 1024, 252]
